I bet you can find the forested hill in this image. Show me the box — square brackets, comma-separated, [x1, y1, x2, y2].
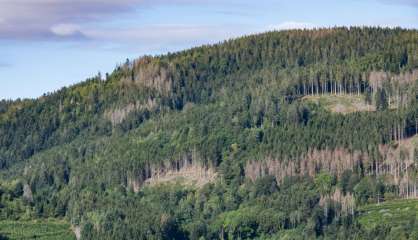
[1, 27, 418, 239]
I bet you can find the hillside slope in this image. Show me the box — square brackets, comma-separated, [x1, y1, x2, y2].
[1, 27, 418, 239]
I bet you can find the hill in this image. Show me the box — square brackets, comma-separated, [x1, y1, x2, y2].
[0, 27, 418, 239]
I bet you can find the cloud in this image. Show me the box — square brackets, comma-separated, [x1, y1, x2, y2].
[0, 0, 147, 40]
[0, 0, 154, 40]
[267, 21, 317, 31]
[0, 0, 227, 41]
[0, 0, 254, 50]
[62, 23, 252, 54]
[84, 24, 246, 42]
[50, 24, 82, 36]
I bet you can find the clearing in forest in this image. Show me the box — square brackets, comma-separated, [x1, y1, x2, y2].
[357, 199, 418, 230]
[0, 220, 76, 240]
[302, 94, 375, 114]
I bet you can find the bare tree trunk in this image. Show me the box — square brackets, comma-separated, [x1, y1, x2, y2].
[416, 118, 418, 135]
[397, 90, 400, 109]
[311, 81, 314, 96]
[407, 174, 410, 199]
[220, 227, 224, 240]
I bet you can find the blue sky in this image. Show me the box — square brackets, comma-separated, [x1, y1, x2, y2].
[1, 0, 417, 100]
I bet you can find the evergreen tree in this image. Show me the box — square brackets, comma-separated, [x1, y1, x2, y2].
[375, 88, 388, 111]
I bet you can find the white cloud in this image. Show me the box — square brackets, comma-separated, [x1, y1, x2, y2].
[68, 23, 251, 50]
[0, 0, 143, 39]
[0, 0, 221, 40]
[86, 25, 231, 41]
[267, 21, 317, 31]
[0, 0, 252, 51]
[50, 24, 81, 36]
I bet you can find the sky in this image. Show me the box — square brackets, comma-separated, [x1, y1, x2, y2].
[0, 0, 417, 100]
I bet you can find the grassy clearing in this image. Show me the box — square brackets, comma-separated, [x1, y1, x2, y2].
[0, 220, 75, 240]
[302, 94, 375, 114]
[357, 199, 418, 230]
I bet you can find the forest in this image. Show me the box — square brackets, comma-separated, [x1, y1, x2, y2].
[0, 27, 418, 239]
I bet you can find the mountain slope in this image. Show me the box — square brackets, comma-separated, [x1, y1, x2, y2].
[1, 27, 418, 239]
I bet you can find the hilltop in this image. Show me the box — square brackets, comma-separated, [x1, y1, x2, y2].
[0, 27, 418, 239]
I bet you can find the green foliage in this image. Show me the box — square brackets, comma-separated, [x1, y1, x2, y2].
[357, 199, 418, 239]
[353, 177, 387, 205]
[0, 220, 75, 240]
[314, 172, 334, 196]
[0, 27, 417, 239]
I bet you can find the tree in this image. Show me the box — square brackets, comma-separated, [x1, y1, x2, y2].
[253, 175, 278, 197]
[375, 88, 388, 111]
[365, 87, 372, 105]
[399, 48, 408, 68]
[315, 172, 333, 197]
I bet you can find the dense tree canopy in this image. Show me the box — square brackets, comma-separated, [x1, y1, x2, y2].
[0, 27, 418, 239]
